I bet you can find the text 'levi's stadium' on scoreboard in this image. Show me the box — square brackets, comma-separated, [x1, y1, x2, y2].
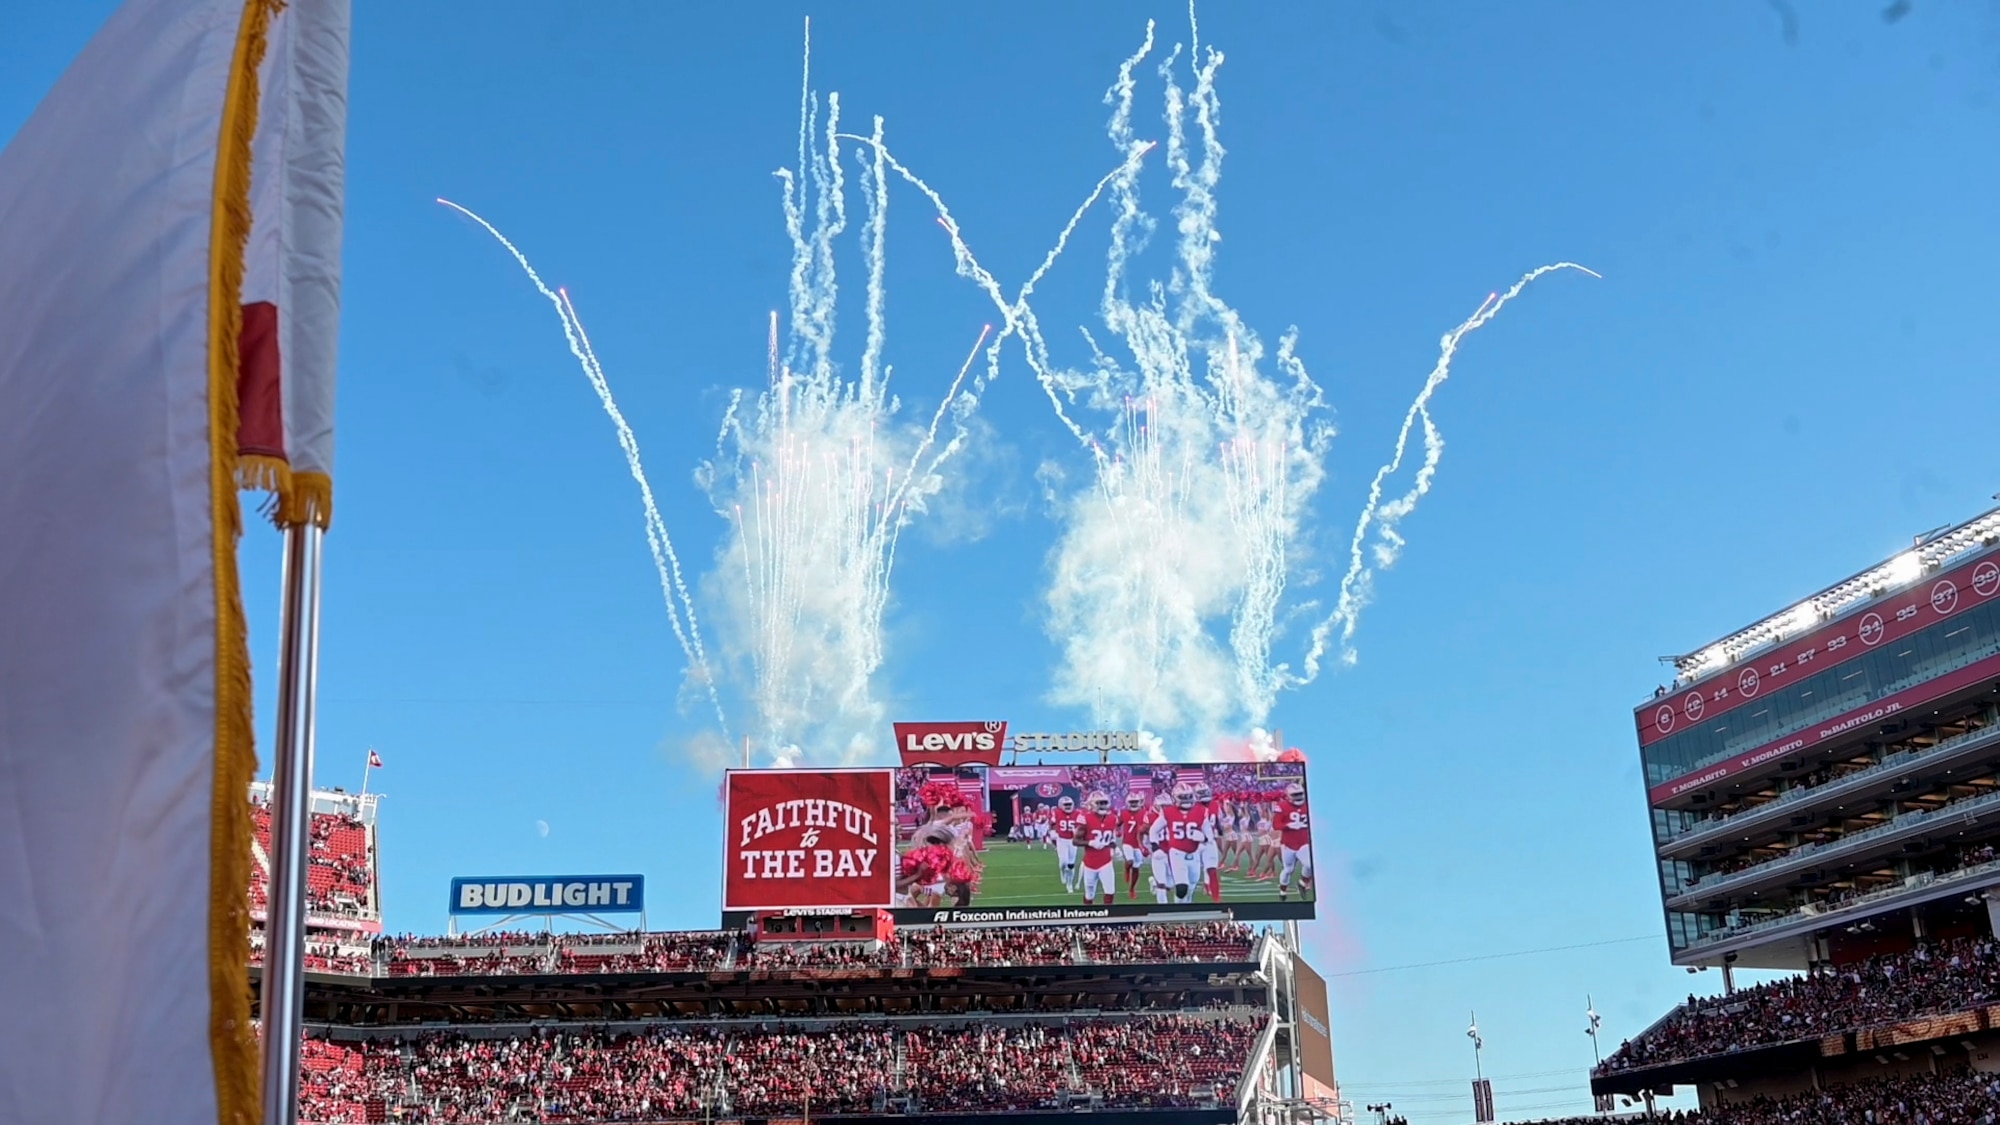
[720, 757, 1317, 927]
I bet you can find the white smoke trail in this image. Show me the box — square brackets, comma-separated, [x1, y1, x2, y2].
[696, 27, 1005, 765]
[1022, 25, 1332, 736]
[440, 25, 1134, 765]
[828, 130, 1155, 452]
[1306, 261, 1600, 677]
[437, 198, 729, 738]
[1019, 20, 1594, 738]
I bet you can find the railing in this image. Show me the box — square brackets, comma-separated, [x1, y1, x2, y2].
[1594, 984, 2000, 1079]
[1237, 1013, 1279, 1122]
[1672, 786, 2000, 906]
[1660, 641, 2000, 790]
[304, 1011, 1263, 1122]
[370, 924, 1258, 980]
[1681, 856, 2000, 952]
[1662, 717, 2000, 853]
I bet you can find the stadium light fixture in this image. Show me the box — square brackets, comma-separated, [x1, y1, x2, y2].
[1667, 504, 2000, 685]
[1886, 551, 1924, 588]
[1466, 1011, 1484, 1079]
[1585, 995, 1603, 1067]
[1779, 603, 1819, 638]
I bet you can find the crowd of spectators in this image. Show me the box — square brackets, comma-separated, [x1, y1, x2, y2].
[1075, 920, 1252, 963]
[740, 938, 898, 972]
[249, 798, 377, 922]
[1596, 937, 2000, 1074]
[901, 1013, 1255, 1112]
[360, 921, 1258, 980]
[298, 1035, 375, 1123]
[309, 812, 374, 910]
[1520, 1068, 2000, 1125]
[253, 929, 374, 976]
[903, 927, 1078, 967]
[1692, 801, 2000, 892]
[555, 931, 738, 975]
[378, 932, 552, 978]
[295, 1012, 1260, 1123]
[387, 931, 546, 952]
[1798, 845, 2000, 918]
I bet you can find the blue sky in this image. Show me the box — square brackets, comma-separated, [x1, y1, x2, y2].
[9, 2, 2000, 1120]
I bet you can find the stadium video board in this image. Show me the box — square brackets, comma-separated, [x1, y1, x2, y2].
[720, 761, 1315, 925]
[904, 762, 1316, 923]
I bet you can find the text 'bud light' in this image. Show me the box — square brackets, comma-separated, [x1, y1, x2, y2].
[447, 875, 645, 915]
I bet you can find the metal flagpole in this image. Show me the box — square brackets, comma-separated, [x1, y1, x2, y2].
[259, 521, 326, 1125]
[359, 745, 369, 796]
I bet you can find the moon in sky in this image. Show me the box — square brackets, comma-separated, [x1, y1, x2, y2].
[535, 819, 550, 838]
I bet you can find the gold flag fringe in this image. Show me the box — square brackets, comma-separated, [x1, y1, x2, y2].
[209, 2, 285, 1123]
[235, 453, 291, 497]
[280, 471, 333, 530]
[236, 456, 333, 531]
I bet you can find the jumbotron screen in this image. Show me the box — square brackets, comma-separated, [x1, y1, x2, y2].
[898, 762, 1315, 923]
[721, 761, 1315, 924]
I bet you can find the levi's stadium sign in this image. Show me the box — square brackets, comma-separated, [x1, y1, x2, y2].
[723, 769, 894, 911]
[448, 875, 644, 916]
[1011, 730, 1145, 754]
[894, 721, 1007, 767]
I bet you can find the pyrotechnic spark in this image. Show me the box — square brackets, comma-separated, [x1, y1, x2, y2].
[1011, 20, 1334, 736]
[442, 19, 1131, 765]
[440, 10, 1595, 761]
[1307, 261, 1602, 678]
[696, 23, 1009, 764]
[436, 197, 728, 739]
[997, 17, 1595, 738]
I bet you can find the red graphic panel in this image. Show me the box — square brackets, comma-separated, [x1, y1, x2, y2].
[1648, 648, 2000, 805]
[724, 769, 894, 910]
[1636, 549, 2000, 747]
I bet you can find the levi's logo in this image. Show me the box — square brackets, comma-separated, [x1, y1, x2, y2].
[893, 721, 1008, 765]
[905, 729, 995, 753]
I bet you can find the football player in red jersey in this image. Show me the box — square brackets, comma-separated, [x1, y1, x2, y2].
[1078, 792, 1123, 904]
[1147, 784, 1209, 903]
[1118, 791, 1149, 899]
[1051, 795, 1083, 893]
[1275, 779, 1313, 900]
[1146, 792, 1175, 903]
[1194, 780, 1224, 903]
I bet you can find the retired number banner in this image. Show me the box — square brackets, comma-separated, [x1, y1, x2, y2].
[723, 769, 894, 910]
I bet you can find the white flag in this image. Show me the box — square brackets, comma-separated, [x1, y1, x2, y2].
[239, 0, 348, 528]
[0, 0, 306, 1121]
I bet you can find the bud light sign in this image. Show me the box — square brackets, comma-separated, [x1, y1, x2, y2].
[449, 875, 645, 915]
